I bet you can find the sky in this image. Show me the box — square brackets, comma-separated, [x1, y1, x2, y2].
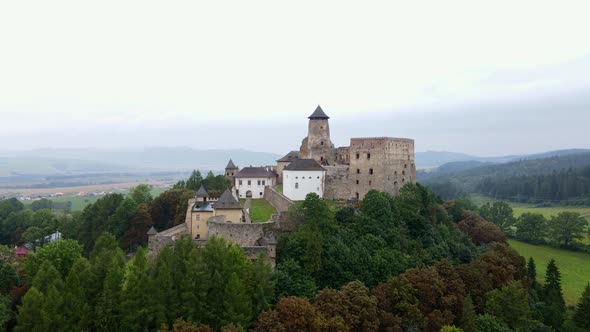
[1, 0, 589, 156]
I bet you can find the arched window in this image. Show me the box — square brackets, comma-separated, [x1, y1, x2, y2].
[295, 182, 299, 189]
[369, 168, 373, 175]
[356, 169, 360, 174]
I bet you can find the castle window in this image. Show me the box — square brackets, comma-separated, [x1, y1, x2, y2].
[367, 153, 371, 159]
[257, 180, 261, 185]
[295, 182, 299, 189]
[357, 169, 360, 174]
[369, 180, 372, 186]
[321, 141, 324, 145]
[394, 181, 398, 186]
[402, 171, 405, 175]
[260, 192, 263, 196]
[239, 180, 243, 185]
[321, 157, 324, 161]
[247, 180, 251, 185]
[262, 180, 266, 185]
[356, 153, 360, 159]
[402, 178, 405, 183]
[196, 214, 200, 221]
[404, 164, 407, 168]
[369, 168, 373, 175]
[356, 180, 359, 184]
[355, 192, 360, 200]
[309, 177, 312, 179]
[317, 176, 320, 179]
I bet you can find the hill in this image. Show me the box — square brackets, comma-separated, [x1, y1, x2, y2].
[421, 152, 590, 201]
[416, 148, 590, 168]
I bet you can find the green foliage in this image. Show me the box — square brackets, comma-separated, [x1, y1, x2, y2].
[485, 281, 532, 331]
[516, 212, 548, 244]
[440, 326, 463, 332]
[479, 201, 515, 232]
[573, 283, 590, 330]
[78, 193, 125, 255]
[475, 314, 512, 332]
[527, 256, 537, 281]
[459, 295, 477, 332]
[130, 183, 153, 205]
[174, 169, 231, 193]
[542, 259, 566, 329]
[0, 294, 10, 330]
[548, 211, 587, 248]
[0, 259, 19, 294]
[15, 287, 45, 332]
[23, 239, 83, 280]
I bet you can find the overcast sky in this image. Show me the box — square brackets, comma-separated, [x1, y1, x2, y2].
[1, 0, 589, 156]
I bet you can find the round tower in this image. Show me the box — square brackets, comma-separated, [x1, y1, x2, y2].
[299, 105, 336, 165]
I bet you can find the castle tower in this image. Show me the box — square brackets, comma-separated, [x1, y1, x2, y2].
[299, 105, 337, 165]
[225, 159, 239, 184]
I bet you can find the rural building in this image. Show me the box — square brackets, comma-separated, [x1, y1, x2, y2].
[276, 151, 299, 184]
[234, 166, 277, 199]
[283, 159, 326, 200]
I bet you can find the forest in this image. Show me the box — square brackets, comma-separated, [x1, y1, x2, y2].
[0, 184, 589, 331]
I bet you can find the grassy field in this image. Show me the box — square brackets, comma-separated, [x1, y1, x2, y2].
[240, 199, 277, 222]
[508, 239, 590, 305]
[25, 187, 169, 211]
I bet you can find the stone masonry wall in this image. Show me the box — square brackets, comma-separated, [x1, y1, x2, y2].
[348, 137, 416, 199]
[264, 186, 294, 213]
[323, 165, 351, 200]
[208, 220, 276, 247]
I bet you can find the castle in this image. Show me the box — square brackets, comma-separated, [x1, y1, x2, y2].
[147, 106, 416, 264]
[279, 105, 416, 201]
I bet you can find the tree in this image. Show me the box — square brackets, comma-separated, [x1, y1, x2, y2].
[31, 260, 63, 295]
[479, 201, 515, 232]
[62, 264, 92, 332]
[23, 239, 83, 280]
[223, 273, 252, 327]
[121, 247, 158, 331]
[548, 212, 587, 248]
[0, 259, 19, 294]
[516, 213, 547, 244]
[107, 196, 139, 239]
[457, 212, 506, 245]
[275, 259, 317, 299]
[340, 280, 379, 331]
[485, 281, 531, 331]
[0, 294, 10, 330]
[15, 287, 45, 332]
[130, 184, 153, 205]
[123, 203, 152, 250]
[459, 295, 477, 332]
[274, 297, 323, 331]
[542, 259, 565, 329]
[573, 283, 590, 330]
[475, 314, 512, 332]
[527, 257, 537, 281]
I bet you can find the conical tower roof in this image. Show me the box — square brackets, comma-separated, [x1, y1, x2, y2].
[308, 105, 329, 119]
[225, 159, 238, 169]
[147, 226, 158, 235]
[214, 189, 242, 209]
[195, 185, 208, 198]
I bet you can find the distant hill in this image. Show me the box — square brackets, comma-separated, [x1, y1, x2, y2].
[421, 152, 590, 201]
[416, 149, 590, 168]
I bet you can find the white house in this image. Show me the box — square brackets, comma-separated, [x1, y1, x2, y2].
[235, 166, 278, 199]
[283, 159, 326, 201]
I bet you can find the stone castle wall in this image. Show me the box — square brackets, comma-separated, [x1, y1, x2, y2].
[348, 137, 416, 199]
[323, 165, 352, 200]
[208, 220, 276, 247]
[264, 186, 294, 213]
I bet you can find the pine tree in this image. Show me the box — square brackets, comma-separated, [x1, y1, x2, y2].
[542, 259, 565, 329]
[41, 286, 65, 331]
[223, 273, 253, 328]
[15, 287, 45, 332]
[460, 295, 477, 332]
[121, 247, 158, 331]
[62, 266, 92, 332]
[527, 257, 536, 281]
[573, 283, 590, 329]
[31, 260, 63, 295]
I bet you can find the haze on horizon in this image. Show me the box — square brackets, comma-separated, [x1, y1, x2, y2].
[1, 0, 589, 157]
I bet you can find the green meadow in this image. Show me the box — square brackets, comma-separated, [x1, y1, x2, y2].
[508, 239, 590, 305]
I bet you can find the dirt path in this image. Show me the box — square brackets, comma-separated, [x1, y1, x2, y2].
[243, 198, 252, 223]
